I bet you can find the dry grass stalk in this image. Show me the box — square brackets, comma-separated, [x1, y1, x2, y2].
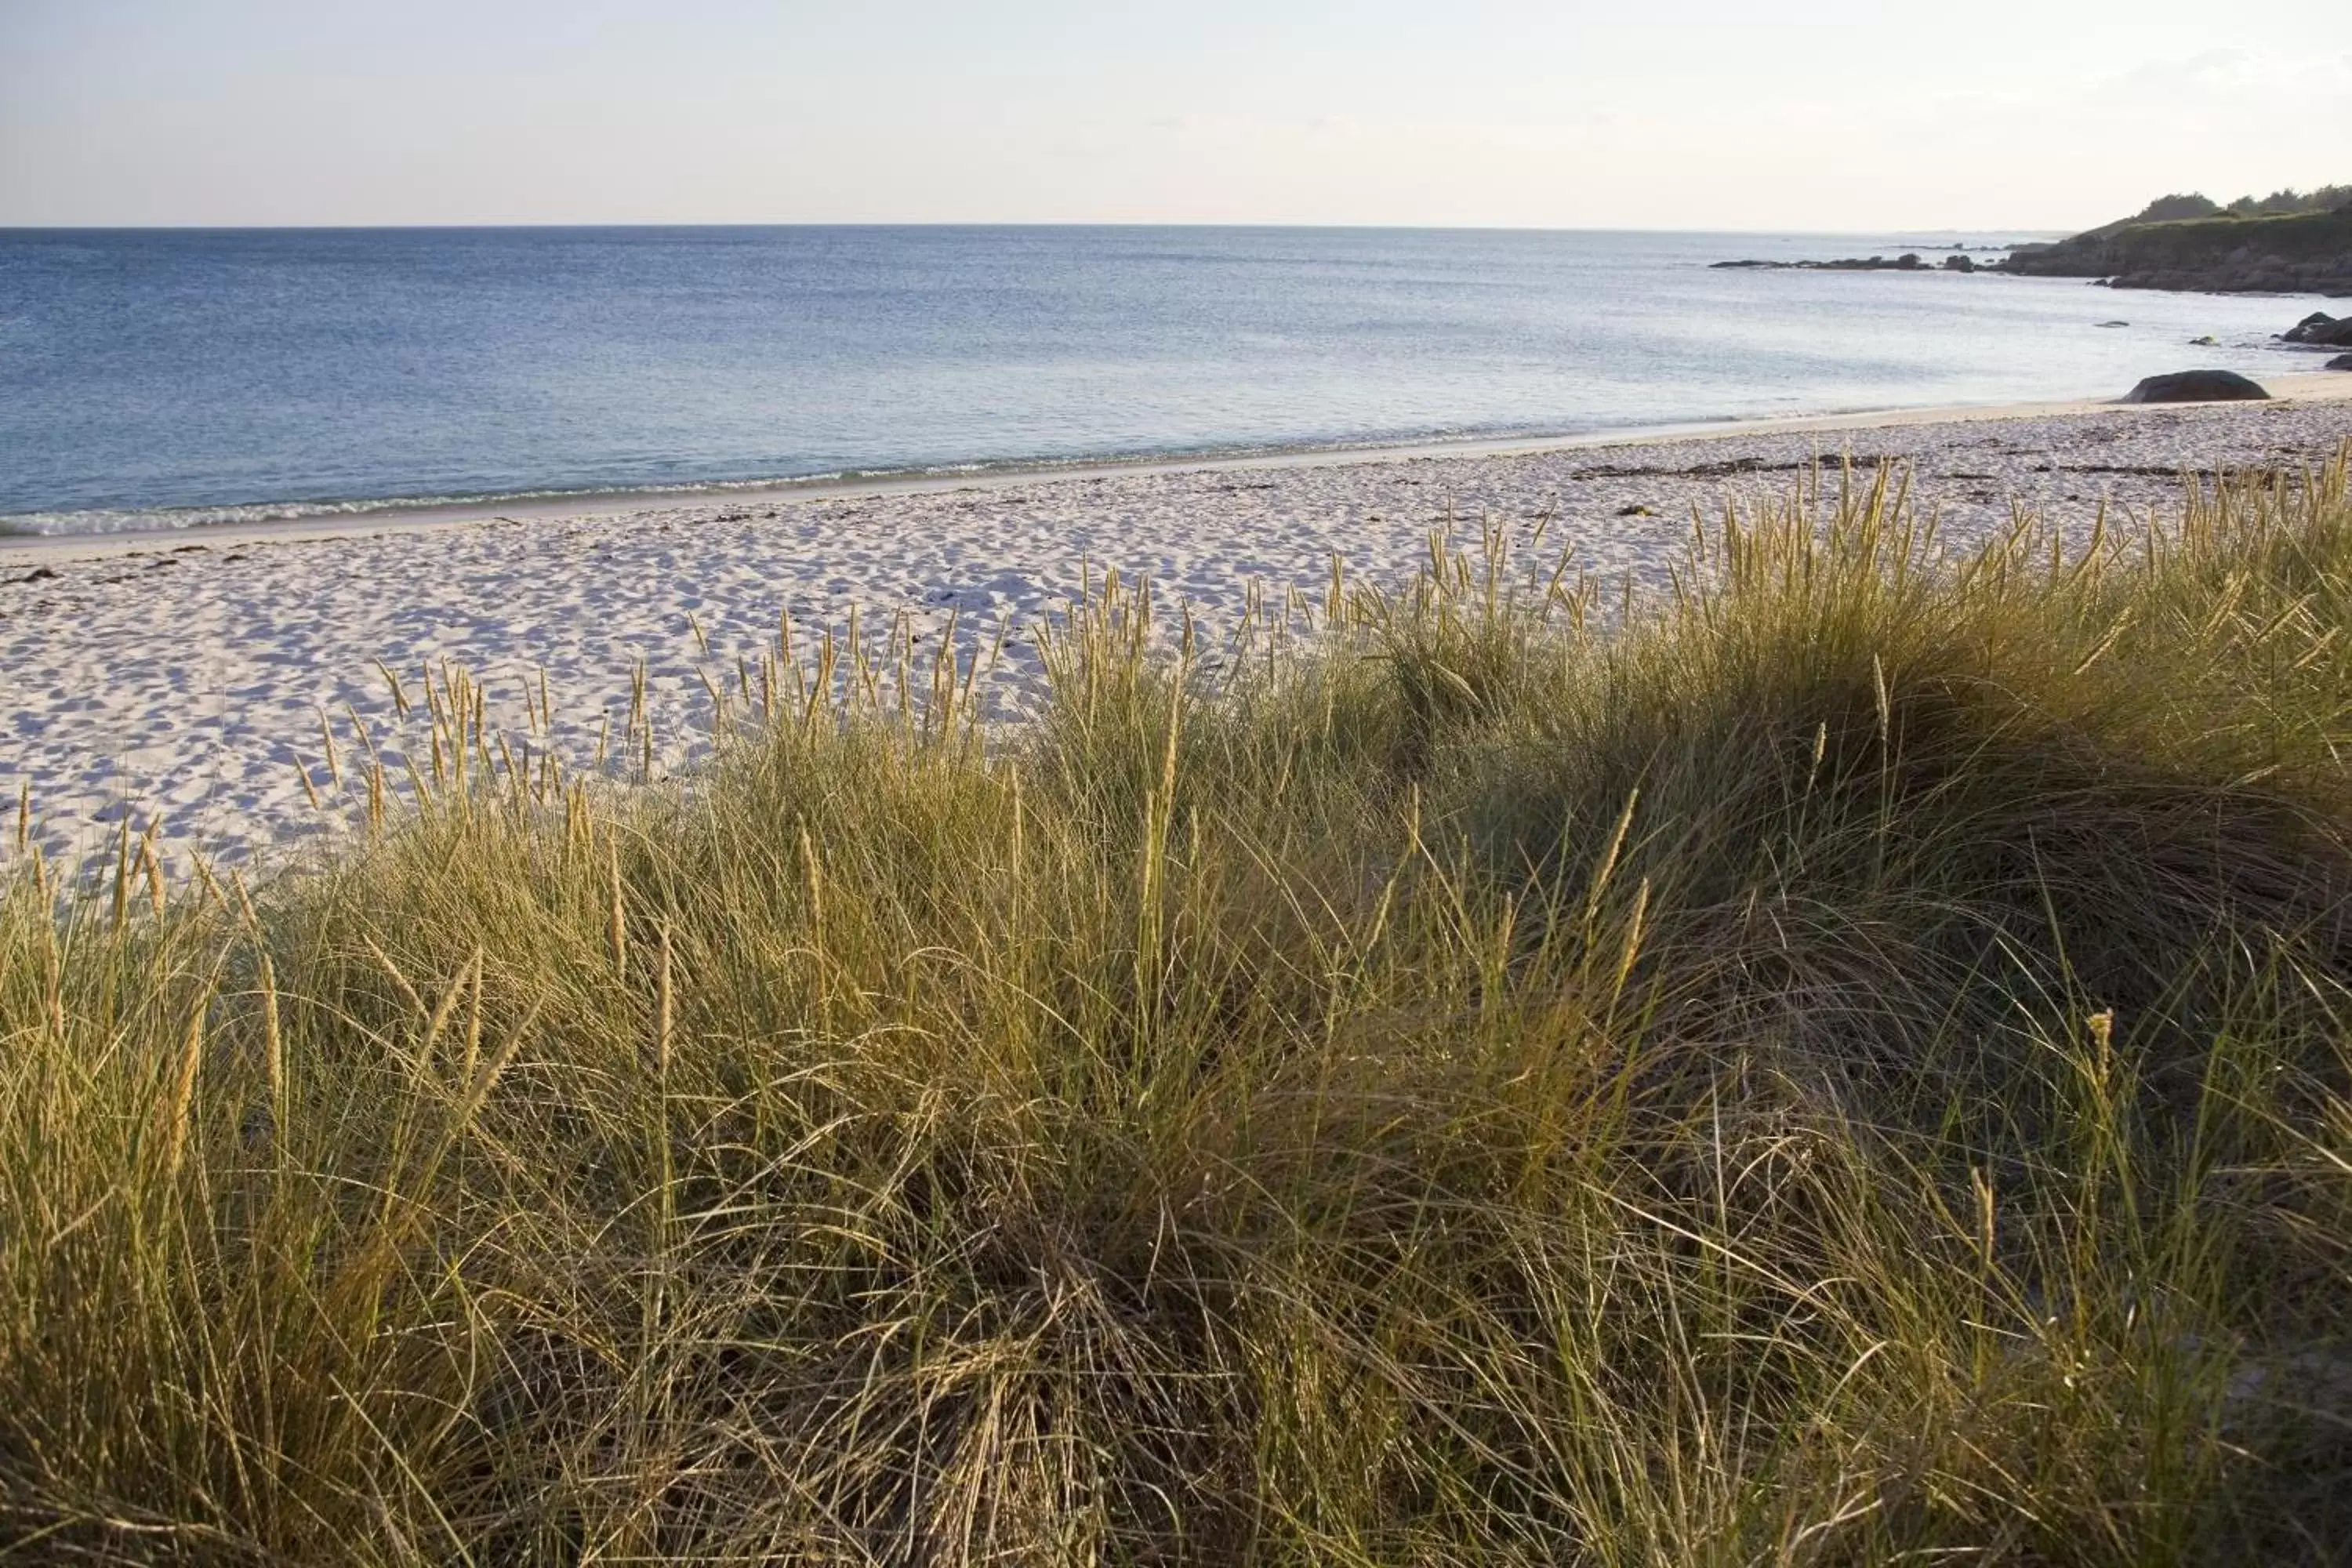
[1, 452, 2349, 1563]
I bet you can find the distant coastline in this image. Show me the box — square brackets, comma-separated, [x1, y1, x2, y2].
[1719, 186, 2352, 296]
[2004, 205, 2352, 296]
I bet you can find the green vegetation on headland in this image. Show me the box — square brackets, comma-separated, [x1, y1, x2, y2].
[2000, 187, 2352, 296]
[2129, 187, 2352, 224]
[7, 456, 2352, 1563]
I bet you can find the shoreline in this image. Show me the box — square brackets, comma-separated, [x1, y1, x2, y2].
[9, 372, 2350, 562]
[3, 388, 2350, 882]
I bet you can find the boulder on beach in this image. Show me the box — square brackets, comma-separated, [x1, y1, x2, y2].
[2328, 353, 2352, 371]
[2121, 369, 2270, 404]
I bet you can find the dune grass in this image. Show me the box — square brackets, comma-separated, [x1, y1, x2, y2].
[4, 454, 2351, 1564]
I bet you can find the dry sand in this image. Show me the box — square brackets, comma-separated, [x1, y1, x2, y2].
[5, 383, 2349, 885]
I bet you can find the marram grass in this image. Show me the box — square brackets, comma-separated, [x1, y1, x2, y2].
[5, 456, 2352, 1564]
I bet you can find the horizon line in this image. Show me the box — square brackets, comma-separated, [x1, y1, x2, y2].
[0, 218, 2065, 237]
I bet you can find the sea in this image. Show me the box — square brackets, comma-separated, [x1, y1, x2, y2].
[0, 226, 2334, 537]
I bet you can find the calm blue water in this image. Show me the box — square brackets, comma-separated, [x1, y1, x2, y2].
[0, 226, 2332, 535]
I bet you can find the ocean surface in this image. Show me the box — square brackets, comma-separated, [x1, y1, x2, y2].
[0, 226, 2334, 536]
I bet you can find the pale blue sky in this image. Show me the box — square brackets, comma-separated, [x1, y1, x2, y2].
[2, 0, 2346, 230]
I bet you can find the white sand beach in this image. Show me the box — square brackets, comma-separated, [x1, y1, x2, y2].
[5, 381, 2350, 885]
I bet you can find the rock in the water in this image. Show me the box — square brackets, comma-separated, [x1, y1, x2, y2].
[2327, 353, 2352, 371]
[2281, 312, 2352, 346]
[2188, 335, 2218, 345]
[1710, 252, 1945, 273]
[2121, 369, 2270, 403]
[2096, 320, 2130, 328]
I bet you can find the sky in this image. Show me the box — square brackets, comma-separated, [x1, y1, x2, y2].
[2, 0, 2347, 232]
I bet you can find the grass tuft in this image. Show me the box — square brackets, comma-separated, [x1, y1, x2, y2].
[4, 453, 2352, 1563]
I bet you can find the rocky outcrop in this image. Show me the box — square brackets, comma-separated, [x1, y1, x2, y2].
[2121, 370, 2270, 404]
[2328, 354, 2352, 371]
[2001, 208, 2352, 296]
[1711, 252, 1936, 272]
[2282, 311, 2352, 347]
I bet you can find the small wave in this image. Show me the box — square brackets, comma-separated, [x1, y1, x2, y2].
[0, 421, 1650, 539]
[0, 480, 833, 539]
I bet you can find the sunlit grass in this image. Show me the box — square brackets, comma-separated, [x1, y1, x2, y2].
[3, 453, 2350, 1563]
